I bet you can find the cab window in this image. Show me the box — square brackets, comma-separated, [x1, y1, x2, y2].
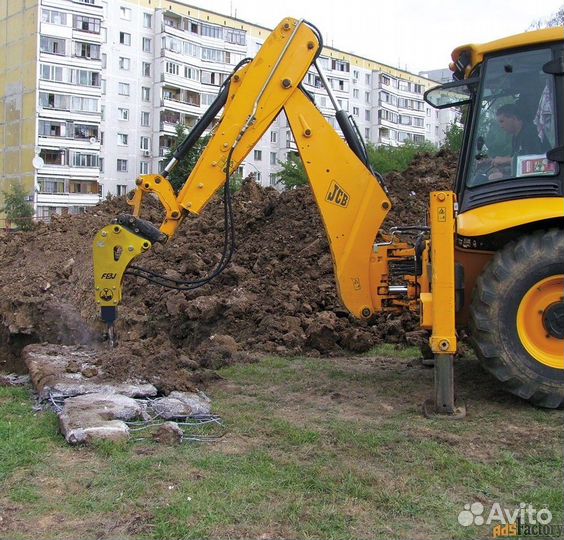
[466, 48, 558, 187]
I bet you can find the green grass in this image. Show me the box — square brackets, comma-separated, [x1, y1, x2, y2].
[1, 353, 562, 540]
[0, 387, 61, 482]
[363, 343, 421, 359]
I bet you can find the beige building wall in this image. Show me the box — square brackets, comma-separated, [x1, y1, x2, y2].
[0, 0, 39, 224]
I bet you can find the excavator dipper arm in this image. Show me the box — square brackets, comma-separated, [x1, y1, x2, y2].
[93, 17, 391, 325]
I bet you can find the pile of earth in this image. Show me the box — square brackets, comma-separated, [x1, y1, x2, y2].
[0, 150, 455, 392]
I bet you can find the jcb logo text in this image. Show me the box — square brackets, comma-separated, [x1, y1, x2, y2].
[326, 181, 350, 208]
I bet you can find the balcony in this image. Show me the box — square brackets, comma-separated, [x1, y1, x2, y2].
[37, 192, 101, 207]
[37, 179, 101, 207]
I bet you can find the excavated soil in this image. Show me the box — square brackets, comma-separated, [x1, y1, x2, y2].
[0, 151, 455, 392]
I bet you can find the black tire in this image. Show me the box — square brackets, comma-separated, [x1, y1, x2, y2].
[469, 228, 564, 408]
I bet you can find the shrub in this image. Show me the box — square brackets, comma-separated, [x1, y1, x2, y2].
[367, 141, 437, 175]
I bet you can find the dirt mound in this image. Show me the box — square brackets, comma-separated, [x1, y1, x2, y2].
[0, 151, 455, 391]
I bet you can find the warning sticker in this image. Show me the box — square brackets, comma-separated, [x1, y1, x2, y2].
[437, 207, 446, 222]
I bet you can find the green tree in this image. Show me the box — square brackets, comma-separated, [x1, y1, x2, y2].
[273, 153, 308, 189]
[1, 183, 35, 231]
[442, 122, 464, 153]
[164, 124, 211, 192]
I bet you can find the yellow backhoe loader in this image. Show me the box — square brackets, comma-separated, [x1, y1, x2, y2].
[93, 18, 564, 415]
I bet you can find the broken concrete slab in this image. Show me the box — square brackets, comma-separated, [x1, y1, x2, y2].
[151, 396, 193, 419]
[46, 381, 158, 401]
[150, 391, 211, 419]
[23, 343, 157, 400]
[59, 393, 143, 445]
[168, 391, 211, 415]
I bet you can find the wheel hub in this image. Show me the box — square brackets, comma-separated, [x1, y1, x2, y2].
[517, 275, 564, 370]
[543, 302, 564, 340]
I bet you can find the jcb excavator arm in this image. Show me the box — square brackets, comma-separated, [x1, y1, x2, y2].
[93, 18, 392, 324]
[93, 16, 461, 417]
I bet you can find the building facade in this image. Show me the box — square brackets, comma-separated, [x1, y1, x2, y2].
[0, 0, 450, 222]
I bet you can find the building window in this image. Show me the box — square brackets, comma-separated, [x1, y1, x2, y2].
[166, 62, 180, 75]
[38, 120, 65, 137]
[99, 158, 104, 173]
[199, 22, 222, 39]
[352, 106, 359, 116]
[69, 68, 100, 87]
[72, 152, 99, 167]
[365, 73, 371, 85]
[39, 64, 63, 82]
[119, 32, 131, 46]
[118, 107, 129, 120]
[143, 13, 152, 28]
[117, 159, 128, 172]
[141, 87, 150, 101]
[201, 71, 226, 86]
[365, 91, 370, 103]
[120, 7, 131, 20]
[331, 59, 350, 72]
[225, 28, 246, 45]
[118, 133, 128, 145]
[140, 136, 150, 150]
[399, 80, 410, 92]
[353, 89, 359, 99]
[73, 15, 101, 34]
[41, 9, 67, 25]
[184, 66, 200, 81]
[39, 92, 68, 110]
[40, 149, 65, 166]
[201, 47, 229, 63]
[141, 111, 150, 126]
[116, 184, 127, 195]
[74, 124, 98, 139]
[253, 150, 262, 161]
[270, 131, 277, 143]
[38, 178, 65, 193]
[75, 42, 100, 59]
[142, 62, 151, 77]
[139, 161, 149, 174]
[118, 82, 130, 96]
[71, 96, 98, 112]
[142, 37, 151, 53]
[365, 110, 371, 121]
[365, 128, 370, 139]
[270, 152, 277, 165]
[40, 36, 65, 55]
[119, 57, 130, 70]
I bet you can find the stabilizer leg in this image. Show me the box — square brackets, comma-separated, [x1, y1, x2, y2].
[421, 192, 466, 419]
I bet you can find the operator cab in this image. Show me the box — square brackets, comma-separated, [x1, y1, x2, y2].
[425, 30, 563, 213]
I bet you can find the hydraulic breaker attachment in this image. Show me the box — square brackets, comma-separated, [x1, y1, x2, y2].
[93, 220, 157, 344]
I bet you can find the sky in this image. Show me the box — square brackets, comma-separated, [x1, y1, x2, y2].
[183, 0, 563, 73]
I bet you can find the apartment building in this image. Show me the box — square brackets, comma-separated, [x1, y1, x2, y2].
[0, 1, 449, 221]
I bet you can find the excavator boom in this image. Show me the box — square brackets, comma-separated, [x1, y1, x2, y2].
[94, 18, 392, 322]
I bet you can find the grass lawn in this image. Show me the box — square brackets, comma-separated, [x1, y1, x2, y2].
[1, 346, 562, 539]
